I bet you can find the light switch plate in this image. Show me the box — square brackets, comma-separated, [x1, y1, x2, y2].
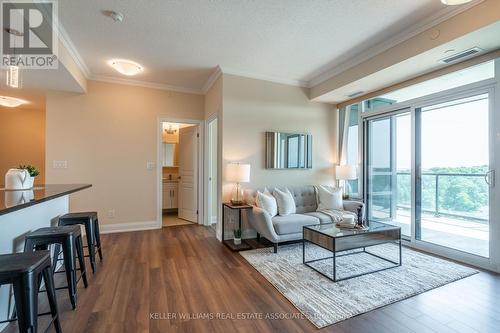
[53, 160, 67, 169]
[146, 161, 155, 170]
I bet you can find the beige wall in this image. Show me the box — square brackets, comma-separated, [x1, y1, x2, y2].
[45, 80, 204, 225]
[0, 105, 45, 185]
[204, 74, 222, 120]
[222, 74, 337, 200]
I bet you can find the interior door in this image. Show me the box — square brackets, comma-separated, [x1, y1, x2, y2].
[178, 125, 198, 222]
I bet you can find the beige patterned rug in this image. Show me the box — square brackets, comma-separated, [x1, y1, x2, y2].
[240, 243, 477, 328]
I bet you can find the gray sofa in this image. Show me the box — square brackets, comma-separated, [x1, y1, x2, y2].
[244, 185, 365, 253]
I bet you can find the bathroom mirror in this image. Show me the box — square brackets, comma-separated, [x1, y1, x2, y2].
[163, 143, 179, 167]
[265, 131, 312, 169]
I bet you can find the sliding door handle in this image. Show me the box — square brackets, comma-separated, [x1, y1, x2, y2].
[485, 170, 495, 187]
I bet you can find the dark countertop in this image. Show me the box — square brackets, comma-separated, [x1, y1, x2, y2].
[0, 184, 91, 216]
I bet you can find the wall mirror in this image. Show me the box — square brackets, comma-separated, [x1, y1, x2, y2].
[265, 131, 312, 169]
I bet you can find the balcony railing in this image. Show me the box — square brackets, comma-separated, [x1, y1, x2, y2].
[396, 172, 487, 222]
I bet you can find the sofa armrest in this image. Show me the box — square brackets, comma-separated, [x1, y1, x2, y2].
[245, 206, 279, 243]
[343, 200, 366, 223]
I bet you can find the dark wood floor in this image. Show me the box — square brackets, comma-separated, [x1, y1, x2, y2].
[4, 225, 500, 333]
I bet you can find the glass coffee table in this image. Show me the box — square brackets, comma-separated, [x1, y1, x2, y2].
[303, 221, 401, 282]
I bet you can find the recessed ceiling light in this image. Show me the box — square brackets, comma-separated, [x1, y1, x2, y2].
[109, 59, 144, 76]
[0, 96, 28, 108]
[440, 0, 473, 5]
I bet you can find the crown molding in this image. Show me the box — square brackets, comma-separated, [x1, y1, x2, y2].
[308, 0, 484, 88]
[89, 75, 204, 95]
[54, 17, 91, 79]
[201, 66, 222, 93]
[220, 66, 309, 88]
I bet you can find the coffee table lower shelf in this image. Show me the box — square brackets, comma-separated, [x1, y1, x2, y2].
[303, 241, 402, 282]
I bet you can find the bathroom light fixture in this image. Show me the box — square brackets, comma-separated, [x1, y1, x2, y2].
[109, 59, 143, 76]
[164, 123, 179, 134]
[0, 96, 28, 108]
[440, 0, 472, 5]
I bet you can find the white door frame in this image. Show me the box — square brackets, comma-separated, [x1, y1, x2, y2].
[204, 114, 220, 227]
[157, 116, 205, 228]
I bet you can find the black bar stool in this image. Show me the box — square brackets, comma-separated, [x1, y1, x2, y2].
[0, 251, 62, 333]
[59, 212, 103, 273]
[24, 226, 88, 310]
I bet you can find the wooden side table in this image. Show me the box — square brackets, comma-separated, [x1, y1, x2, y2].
[222, 202, 253, 251]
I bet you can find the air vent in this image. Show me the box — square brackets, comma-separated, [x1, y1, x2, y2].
[347, 91, 364, 98]
[440, 47, 483, 64]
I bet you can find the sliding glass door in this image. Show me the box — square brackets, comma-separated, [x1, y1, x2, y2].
[416, 94, 491, 257]
[365, 109, 411, 238]
[364, 91, 493, 258]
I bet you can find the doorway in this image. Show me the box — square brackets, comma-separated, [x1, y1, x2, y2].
[160, 121, 200, 227]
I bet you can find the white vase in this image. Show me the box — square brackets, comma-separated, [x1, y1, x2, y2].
[233, 238, 241, 245]
[26, 176, 34, 189]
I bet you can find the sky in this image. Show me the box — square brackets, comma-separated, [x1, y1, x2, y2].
[397, 97, 489, 169]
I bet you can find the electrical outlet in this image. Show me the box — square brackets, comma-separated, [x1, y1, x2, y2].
[53, 160, 67, 169]
[107, 209, 115, 218]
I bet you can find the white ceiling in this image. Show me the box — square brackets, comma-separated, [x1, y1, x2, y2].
[57, 0, 462, 93]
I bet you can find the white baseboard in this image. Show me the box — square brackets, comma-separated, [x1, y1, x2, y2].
[100, 220, 160, 234]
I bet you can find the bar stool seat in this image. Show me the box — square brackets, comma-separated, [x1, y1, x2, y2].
[0, 251, 62, 333]
[24, 225, 88, 310]
[59, 212, 103, 273]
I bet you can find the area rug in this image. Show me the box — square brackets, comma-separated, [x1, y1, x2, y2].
[240, 243, 477, 328]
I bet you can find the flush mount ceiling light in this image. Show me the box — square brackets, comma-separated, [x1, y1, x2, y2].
[102, 10, 124, 22]
[109, 59, 143, 76]
[440, 0, 473, 5]
[0, 96, 28, 108]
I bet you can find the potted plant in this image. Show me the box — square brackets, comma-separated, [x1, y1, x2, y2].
[18, 164, 39, 189]
[233, 228, 242, 245]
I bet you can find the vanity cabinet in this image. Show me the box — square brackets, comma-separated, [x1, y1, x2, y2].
[162, 182, 178, 209]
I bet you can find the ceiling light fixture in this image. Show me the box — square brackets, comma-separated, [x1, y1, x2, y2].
[109, 59, 144, 76]
[164, 123, 179, 134]
[440, 0, 473, 5]
[0, 96, 28, 108]
[102, 10, 124, 22]
[4, 28, 23, 89]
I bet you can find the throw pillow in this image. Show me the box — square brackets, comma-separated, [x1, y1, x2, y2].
[316, 185, 343, 211]
[256, 188, 278, 217]
[273, 188, 296, 216]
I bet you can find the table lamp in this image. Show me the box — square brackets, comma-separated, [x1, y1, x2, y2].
[226, 163, 250, 205]
[336, 165, 357, 199]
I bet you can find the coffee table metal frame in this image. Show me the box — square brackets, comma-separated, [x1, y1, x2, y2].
[302, 222, 402, 282]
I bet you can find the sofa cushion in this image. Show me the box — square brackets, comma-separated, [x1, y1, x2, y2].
[273, 188, 296, 216]
[256, 188, 278, 217]
[272, 214, 320, 235]
[316, 185, 343, 211]
[303, 211, 335, 224]
[245, 186, 318, 213]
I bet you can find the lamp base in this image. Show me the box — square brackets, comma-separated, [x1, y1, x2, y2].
[230, 199, 245, 206]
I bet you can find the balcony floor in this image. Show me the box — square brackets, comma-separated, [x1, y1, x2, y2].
[373, 209, 489, 258]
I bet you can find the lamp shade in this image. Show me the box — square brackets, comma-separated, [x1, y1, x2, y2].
[336, 165, 357, 180]
[226, 163, 251, 183]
